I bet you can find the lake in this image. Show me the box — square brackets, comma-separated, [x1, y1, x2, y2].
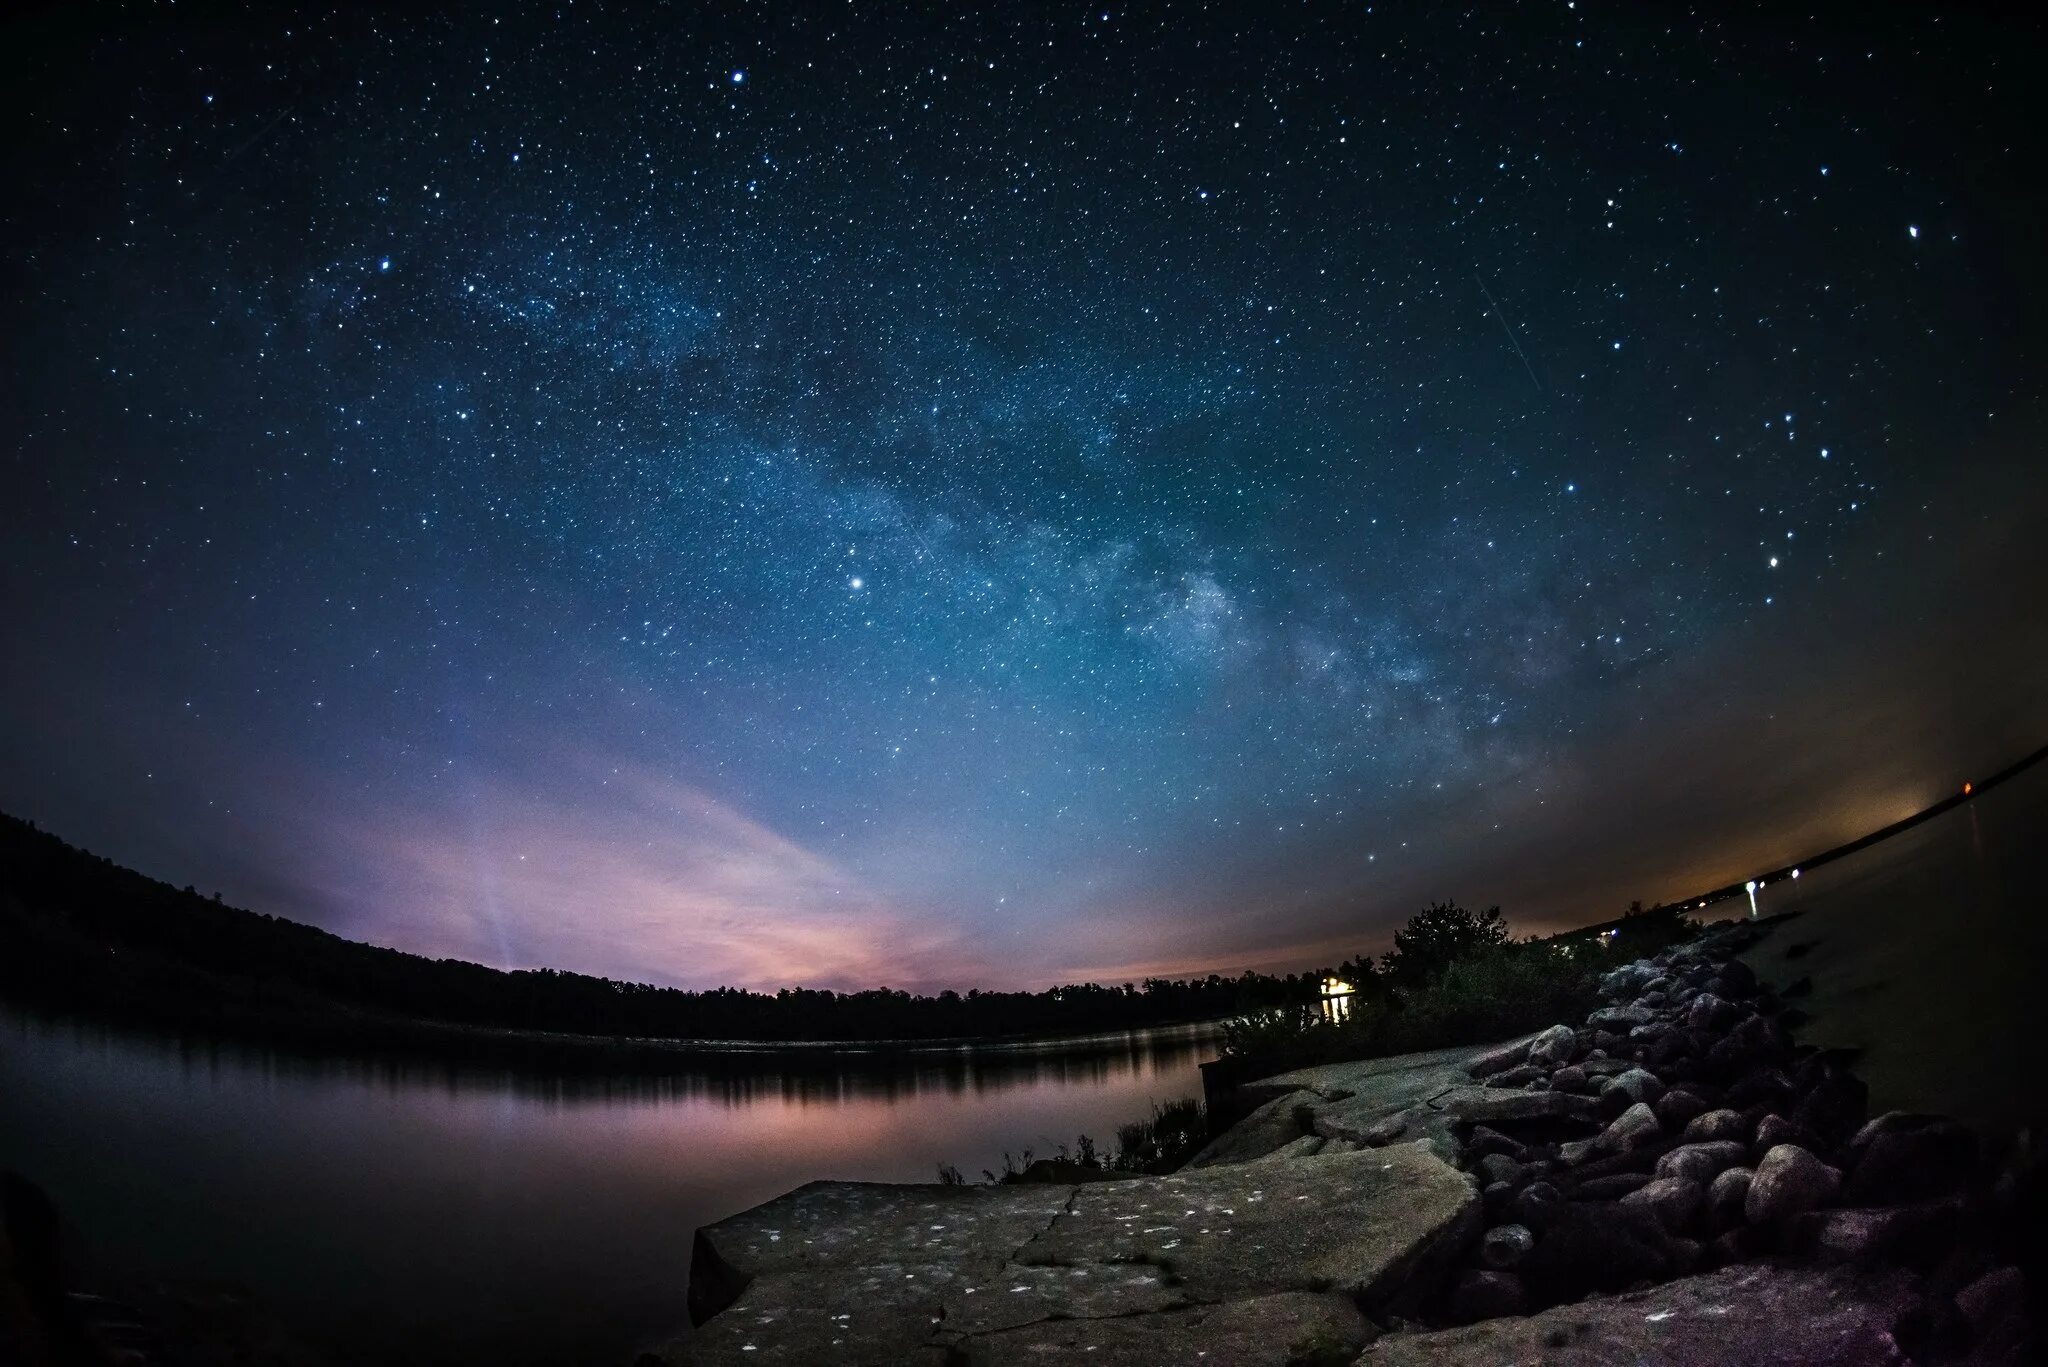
[0, 1015, 1222, 1365]
[1726, 751, 2048, 1140]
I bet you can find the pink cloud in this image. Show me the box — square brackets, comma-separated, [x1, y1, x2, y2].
[327, 764, 982, 994]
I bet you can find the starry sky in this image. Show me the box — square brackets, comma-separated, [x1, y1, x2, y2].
[4, 2, 2046, 994]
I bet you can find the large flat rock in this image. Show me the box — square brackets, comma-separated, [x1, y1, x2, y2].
[1184, 1087, 1311, 1167]
[1258, 1038, 1524, 1101]
[1236, 1038, 1586, 1160]
[1016, 1142, 1478, 1305]
[945, 1289, 1375, 1366]
[1356, 1262, 1918, 1365]
[671, 1142, 1479, 1365]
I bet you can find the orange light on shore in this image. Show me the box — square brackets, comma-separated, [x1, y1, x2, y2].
[1963, 782, 1974, 795]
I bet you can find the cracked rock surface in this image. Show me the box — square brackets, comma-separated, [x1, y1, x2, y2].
[1356, 1262, 1918, 1365]
[668, 1143, 1477, 1364]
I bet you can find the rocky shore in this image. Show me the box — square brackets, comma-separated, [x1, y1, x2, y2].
[661, 918, 2036, 1364]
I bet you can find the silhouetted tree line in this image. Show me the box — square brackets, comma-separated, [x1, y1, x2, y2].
[0, 814, 1324, 1045]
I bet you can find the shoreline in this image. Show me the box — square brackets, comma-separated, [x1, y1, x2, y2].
[8, 740, 2040, 1074]
[669, 916, 2039, 1364]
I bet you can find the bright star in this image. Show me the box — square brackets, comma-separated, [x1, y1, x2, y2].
[731, 70, 746, 84]
[849, 576, 864, 590]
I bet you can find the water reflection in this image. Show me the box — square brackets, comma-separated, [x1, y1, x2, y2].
[0, 1008, 1223, 1366]
[4, 1010, 1222, 1107]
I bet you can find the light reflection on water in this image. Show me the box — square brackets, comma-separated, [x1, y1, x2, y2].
[0, 1011, 1222, 1366]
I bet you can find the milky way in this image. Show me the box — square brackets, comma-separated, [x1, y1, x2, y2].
[5, 4, 2045, 991]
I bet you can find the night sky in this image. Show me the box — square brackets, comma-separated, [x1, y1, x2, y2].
[5, 3, 2045, 994]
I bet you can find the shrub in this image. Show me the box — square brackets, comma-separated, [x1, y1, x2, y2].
[1111, 1096, 1208, 1173]
[1379, 901, 1509, 989]
[1216, 899, 1699, 1072]
[1379, 942, 1599, 1055]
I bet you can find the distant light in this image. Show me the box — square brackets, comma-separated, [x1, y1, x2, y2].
[731, 70, 746, 84]
[1790, 868, 1801, 879]
[849, 576, 864, 590]
[379, 258, 391, 271]
[1745, 880, 1757, 892]
[1963, 781, 1973, 795]
[1909, 225, 1920, 239]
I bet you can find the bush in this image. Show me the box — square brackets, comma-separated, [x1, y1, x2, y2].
[1379, 901, 1509, 989]
[1216, 900, 1697, 1071]
[1379, 942, 1600, 1055]
[1111, 1097, 1208, 1173]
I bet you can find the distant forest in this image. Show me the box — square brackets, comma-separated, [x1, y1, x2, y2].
[0, 814, 1325, 1049]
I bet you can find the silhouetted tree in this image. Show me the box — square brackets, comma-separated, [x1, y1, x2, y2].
[1378, 901, 1508, 988]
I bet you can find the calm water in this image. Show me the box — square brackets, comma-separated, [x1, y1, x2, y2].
[1725, 754, 2048, 1138]
[0, 1016, 1221, 1365]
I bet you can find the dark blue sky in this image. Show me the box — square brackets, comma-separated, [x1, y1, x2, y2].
[5, 2, 2045, 991]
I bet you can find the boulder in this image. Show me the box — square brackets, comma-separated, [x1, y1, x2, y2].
[1682, 1108, 1750, 1144]
[1462, 1033, 1539, 1079]
[1598, 962, 1659, 1001]
[1463, 1125, 1522, 1160]
[1621, 1176, 1704, 1234]
[1746, 1143, 1841, 1225]
[1518, 1202, 1673, 1303]
[1430, 1087, 1600, 1126]
[1601, 1068, 1666, 1109]
[1360, 1114, 1409, 1146]
[1555, 1138, 1597, 1167]
[1572, 1172, 1653, 1200]
[1713, 959, 1759, 997]
[1686, 992, 1740, 1031]
[1548, 1064, 1590, 1093]
[1478, 1222, 1535, 1269]
[1508, 1181, 1564, 1230]
[1725, 1066, 1797, 1113]
[1753, 1113, 1825, 1163]
[1708, 1167, 1753, 1230]
[1481, 1062, 1546, 1088]
[1446, 1269, 1523, 1322]
[1841, 1117, 1977, 1206]
[1587, 1004, 1656, 1031]
[1474, 1152, 1525, 1188]
[1654, 1088, 1711, 1130]
[1656, 1141, 1747, 1186]
[1596, 1102, 1661, 1154]
[1357, 1264, 1917, 1364]
[1786, 1202, 1960, 1264]
[1525, 1023, 1579, 1069]
[1707, 1014, 1786, 1075]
